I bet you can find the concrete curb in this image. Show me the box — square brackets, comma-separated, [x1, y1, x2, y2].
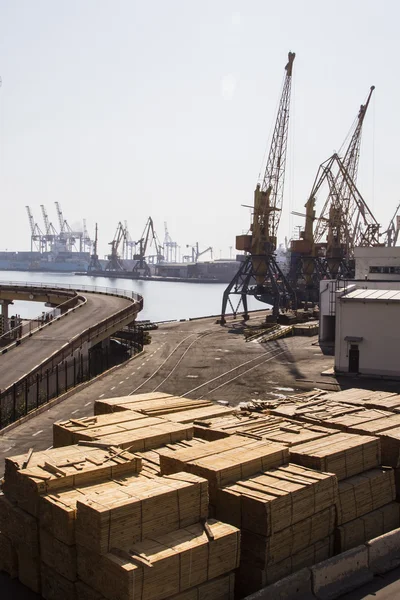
[244, 526, 400, 600]
[311, 545, 372, 599]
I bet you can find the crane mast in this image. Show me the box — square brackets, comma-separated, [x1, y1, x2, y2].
[220, 52, 296, 323]
[314, 86, 375, 250]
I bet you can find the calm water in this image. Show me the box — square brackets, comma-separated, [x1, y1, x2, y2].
[0, 271, 264, 322]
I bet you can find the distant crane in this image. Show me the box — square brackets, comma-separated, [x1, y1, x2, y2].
[163, 222, 178, 262]
[82, 219, 92, 253]
[221, 52, 296, 323]
[183, 243, 213, 262]
[105, 222, 126, 271]
[123, 221, 136, 260]
[40, 205, 58, 252]
[26, 206, 45, 252]
[88, 223, 102, 272]
[132, 217, 164, 276]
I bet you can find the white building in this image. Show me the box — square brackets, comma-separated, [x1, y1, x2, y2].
[334, 287, 400, 377]
[354, 246, 400, 280]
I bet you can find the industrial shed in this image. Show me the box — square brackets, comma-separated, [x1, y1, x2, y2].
[335, 288, 400, 377]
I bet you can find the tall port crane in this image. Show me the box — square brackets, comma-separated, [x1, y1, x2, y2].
[290, 86, 377, 301]
[26, 206, 45, 252]
[88, 223, 102, 272]
[220, 52, 296, 323]
[382, 203, 400, 247]
[105, 222, 126, 271]
[314, 86, 377, 276]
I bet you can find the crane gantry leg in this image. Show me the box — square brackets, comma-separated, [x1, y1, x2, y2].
[220, 254, 297, 325]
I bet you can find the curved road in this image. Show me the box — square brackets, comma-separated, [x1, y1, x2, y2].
[0, 292, 135, 390]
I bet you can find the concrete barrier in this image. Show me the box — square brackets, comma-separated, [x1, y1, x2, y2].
[244, 568, 314, 600]
[311, 545, 372, 600]
[367, 527, 400, 575]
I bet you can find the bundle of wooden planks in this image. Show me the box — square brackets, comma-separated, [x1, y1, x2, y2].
[2, 445, 142, 517]
[77, 520, 240, 600]
[289, 433, 381, 480]
[159, 435, 289, 504]
[194, 413, 335, 446]
[54, 414, 194, 452]
[94, 394, 215, 416]
[213, 463, 338, 594]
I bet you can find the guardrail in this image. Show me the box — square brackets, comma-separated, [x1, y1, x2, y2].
[0, 282, 144, 429]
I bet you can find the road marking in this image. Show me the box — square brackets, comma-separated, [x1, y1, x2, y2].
[186, 375, 199, 378]
[3, 446, 13, 453]
[138, 366, 142, 370]
[119, 381, 124, 385]
[46, 446, 53, 450]
[32, 430, 43, 437]
[126, 377, 130, 380]
[215, 357, 221, 361]
[85, 401, 91, 407]
[71, 409, 80, 415]
[111, 386, 116, 390]
[99, 394, 105, 398]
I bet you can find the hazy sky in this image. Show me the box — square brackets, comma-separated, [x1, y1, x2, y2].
[0, 0, 398, 258]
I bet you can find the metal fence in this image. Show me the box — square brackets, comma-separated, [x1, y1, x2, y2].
[0, 326, 144, 430]
[0, 282, 144, 430]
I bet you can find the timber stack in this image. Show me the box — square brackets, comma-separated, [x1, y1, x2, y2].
[1, 388, 400, 599]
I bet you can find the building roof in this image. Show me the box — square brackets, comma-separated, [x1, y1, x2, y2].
[342, 288, 400, 303]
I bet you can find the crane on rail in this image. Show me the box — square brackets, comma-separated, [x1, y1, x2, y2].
[105, 222, 126, 271]
[220, 52, 296, 323]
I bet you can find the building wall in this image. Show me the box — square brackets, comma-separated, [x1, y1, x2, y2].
[354, 247, 400, 280]
[335, 299, 400, 377]
[319, 279, 400, 343]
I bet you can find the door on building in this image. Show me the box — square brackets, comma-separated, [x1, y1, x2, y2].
[348, 344, 359, 373]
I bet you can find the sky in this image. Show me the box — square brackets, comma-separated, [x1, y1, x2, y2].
[0, 0, 399, 259]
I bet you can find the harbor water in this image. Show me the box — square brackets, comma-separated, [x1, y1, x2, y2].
[0, 271, 263, 322]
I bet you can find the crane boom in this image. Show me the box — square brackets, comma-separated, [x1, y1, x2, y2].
[254, 51, 295, 252]
[314, 86, 375, 244]
[221, 52, 297, 323]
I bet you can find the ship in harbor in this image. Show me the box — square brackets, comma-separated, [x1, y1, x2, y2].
[0, 250, 90, 273]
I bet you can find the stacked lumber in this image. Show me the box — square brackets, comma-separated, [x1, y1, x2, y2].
[159, 435, 289, 504]
[337, 503, 400, 551]
[2, 445, 142, 516]
[53, 414, 194, 452]
[289, 433, 381, 480]
[271, 398, 359, 423]
[53, 411, 149, 447]
[335, 467, 398, 551]
[72, 573, 235, 600]
[94, 394, 213, 416]
[77, 520, 240, 600]
[214, 464, 338, 594]
[194, 412, 335, 446]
